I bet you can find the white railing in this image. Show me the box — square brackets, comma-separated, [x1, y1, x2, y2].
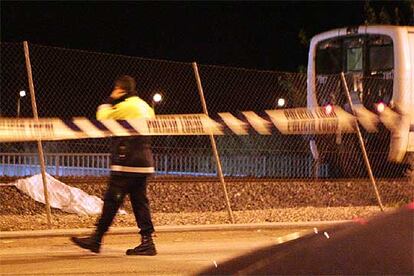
[0, 153, 327, 178]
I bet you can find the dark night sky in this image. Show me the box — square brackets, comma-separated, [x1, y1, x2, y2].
[1, 1, 412, 71]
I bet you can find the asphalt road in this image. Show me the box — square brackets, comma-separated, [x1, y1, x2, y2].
[0, 228, 310, 275]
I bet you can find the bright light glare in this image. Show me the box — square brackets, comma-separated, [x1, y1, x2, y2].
[19, 90, 26, 97]
[325, 104, 333, 115]
[153, 93, 162, 103]
[277, 98, 285, 107]
[376, 102, 385, 113]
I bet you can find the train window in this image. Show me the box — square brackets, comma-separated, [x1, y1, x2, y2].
[346, 47, 363, 71]
[368, 35, 394, 72]
[344, 37, 364, 72]
[316, 38, 342, 74]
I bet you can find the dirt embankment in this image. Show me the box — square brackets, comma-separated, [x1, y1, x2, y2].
[0, 176, 411, 231]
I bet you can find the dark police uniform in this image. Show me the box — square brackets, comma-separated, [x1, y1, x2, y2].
[71, 77, 157, 255]
[95, 94, 156, 238]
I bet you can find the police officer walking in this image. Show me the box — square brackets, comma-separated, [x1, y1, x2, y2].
[71, 75, 157, 256]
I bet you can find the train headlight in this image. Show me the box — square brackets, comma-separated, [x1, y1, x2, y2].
[376, 102, 386, 113]
[324, 104, 333, 115]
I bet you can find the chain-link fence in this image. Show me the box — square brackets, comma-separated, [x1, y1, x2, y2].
[0, 42, 412, 230]
[2, 42, 410, 179]
[1, 42, 313, 179]
[312, 72, 412, 179]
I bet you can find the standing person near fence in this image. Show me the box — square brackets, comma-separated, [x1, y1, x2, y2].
[71, 75, 157, 256]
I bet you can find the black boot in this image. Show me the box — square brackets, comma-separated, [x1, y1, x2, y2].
[126, 235, 157, 256]
[71, 233, 101, 254]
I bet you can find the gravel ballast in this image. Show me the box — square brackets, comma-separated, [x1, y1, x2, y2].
[1, 176, 412, 231]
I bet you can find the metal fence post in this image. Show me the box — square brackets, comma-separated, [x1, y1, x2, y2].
[192, 62, 235, 224]
[340, 72, 384, 211]
[23, 41, 52, 227]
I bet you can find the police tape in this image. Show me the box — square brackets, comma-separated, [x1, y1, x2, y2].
[0, 106, 398, 142]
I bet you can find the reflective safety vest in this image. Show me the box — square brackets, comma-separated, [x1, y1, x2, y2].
[97, 96, 155, 176]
